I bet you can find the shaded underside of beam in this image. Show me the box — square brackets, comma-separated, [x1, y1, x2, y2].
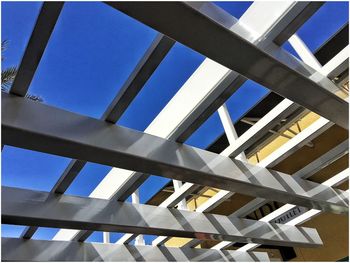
[273, 2, 324, 45]
[314, 23, 349, 66]
[106, 2, 348, 129]
[20, 33, 175, 239]
[9, 2, 64, 97]
[2, 93, 348, 214]
[101, 34, 175, 123]
[167, 1, 327, 145]
[2, 187, 323, 248]
[206, 19, 349, 158]
[1, 238, 270, 262]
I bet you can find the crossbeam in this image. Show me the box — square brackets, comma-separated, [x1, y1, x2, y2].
[107, 2, 348, 129]
[10, 2, 64, 96]
[1, 238, 270, 262]
[2, 93, 348, 214]
[2, 187, 323, 248]
[20, 33, 175, 239]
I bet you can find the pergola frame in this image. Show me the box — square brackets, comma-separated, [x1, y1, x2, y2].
[2, 1, 349, 262]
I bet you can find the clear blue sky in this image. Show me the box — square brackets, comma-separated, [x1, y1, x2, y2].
[2, 1, 348, 244]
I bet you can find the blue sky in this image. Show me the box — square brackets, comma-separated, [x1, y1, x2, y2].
[2, 1, 348, 244]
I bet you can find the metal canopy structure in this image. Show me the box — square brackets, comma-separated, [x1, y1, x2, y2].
[1, 1, 349, 262]
[2, 238, 270, 262]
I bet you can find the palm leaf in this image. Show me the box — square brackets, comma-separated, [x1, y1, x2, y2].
[2, 40, 9, 61]
[1, 66, 17, 89]
[1, 40, 43, 102]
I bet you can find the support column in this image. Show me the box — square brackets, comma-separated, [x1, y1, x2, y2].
[132, 189, 145, 245]
[218, 103, 247, 161]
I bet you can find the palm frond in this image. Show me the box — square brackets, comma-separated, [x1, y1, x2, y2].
[2, 40, 9, 61]
[1, 66, 17, 89]
[1, 40, 9, 52]
[25, 93, 43, 102]
[1, 40, 44, 102]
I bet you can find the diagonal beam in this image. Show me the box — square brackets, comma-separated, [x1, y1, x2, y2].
[101, 34, 175, 123]
[273, 2, 324, 45]
[2, 94, 348, 214]
[117, 2, 335, 245]
[79, 2, 338, 244]
[20, 33, 174, 239]
[72, 2, 327, 243]
[152, 122, 346, 247]
[156, 1, 326, 144]
[236, 168, 349, 252]
[2, 186, 324, 248]
[1, 238, 270, 262]
[107, 2, 348, 129]
[9, 2, 64, 96]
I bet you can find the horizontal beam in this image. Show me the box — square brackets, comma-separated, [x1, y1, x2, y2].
[1, 238, 270, 262]
[81, 1, 322, 244]
[2, 186, 323, 248]
[21, 33, 175, 240]
[52, 33, 174, 195]
[273, 2, 324, 45]
[151, 38, 349, 247]
[221, 99, 299, 158]
[107, 2, 348, 129]
[10, 2, 64, 96]
[101, 34, 175, 123]
[236, 169, 349, 252]
[2, 93, 348, 214]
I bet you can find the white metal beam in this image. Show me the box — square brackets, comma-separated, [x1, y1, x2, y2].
[152, 43, 349, 247]
[1, 237, 271, 262]
[108, 2, 348, 129]
[114, 1, 310, 245]
[237, 168, 349, 252]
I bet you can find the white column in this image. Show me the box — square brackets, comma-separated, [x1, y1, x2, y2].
[173, 180, 188, 210]
[288, 34, 322, 70]
[132, 189, 145, 245]
[217, 103, 247, 161]
[103, 232, 110, 243]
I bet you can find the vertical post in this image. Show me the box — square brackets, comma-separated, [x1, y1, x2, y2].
[217, 103, 247, 161]
[288, 34, 322, 70]
[173, 180, 188, 210]
[132, 189, 145, 245]
[103, 232, 110, 243]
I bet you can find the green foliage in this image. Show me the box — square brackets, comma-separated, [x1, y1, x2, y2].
[1, 40, 43, 102]
[1, 66, 17, 89]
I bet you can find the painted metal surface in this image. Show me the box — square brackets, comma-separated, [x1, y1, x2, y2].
[10, 2, 64, 96]
[20, 33, 175, 240]
[1, 238, 270, 262]
[84, 1, 323, 243]
[2, 187, 323, 248]
[2, 93, 348, 214]
[107, 2, 348, 129]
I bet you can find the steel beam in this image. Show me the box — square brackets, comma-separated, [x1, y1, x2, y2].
[2, 187, 323, 248]
[210, 143, 349, 250]
[23, 2, 326, 243]
[1, 238, 270, 262]
[222, 42, 346, 161]
[80, 2, 325, 243]
[20, 33, 174, 239]
[221, 99, 300, 158]
[165, 1, 324, 143]
[236, 168, 349, 252]
[2, 94, 348, 214]
[160, 138, 349, 248]
[107, 2, 348, 129]
[9, 2, 64, 96]
[273, 2, 324, 45]
[101, 34, 175, 123]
